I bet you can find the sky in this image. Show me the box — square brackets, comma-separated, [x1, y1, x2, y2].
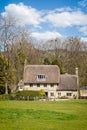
[0, 0, 87, 42]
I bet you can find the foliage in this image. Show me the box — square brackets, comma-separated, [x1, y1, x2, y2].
[0, 86, 11, 94]
[58, 96, 69, 99]
[16, 90, 45, 100]
[0, 90, 45, 100]
[0, 16, 87, 92]
[0, 93, 14, 100]
[0, 54, 7, 87]
[0, 54, 15, 93]
[43, 58, 50, 65]
[51, 59, 65, 74]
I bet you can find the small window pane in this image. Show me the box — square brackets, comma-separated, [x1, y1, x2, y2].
[37, 74, 46, 80]
[30, 84, 33, 87]
[44, 84, 47, 87]
[19, 86, 23, 89]
[50, 92, 54, 96]
[51, 84, 54, 87]
[66, 93, 72, 96]
[58, 92, 61, 96]
[37, 84, 40, 87]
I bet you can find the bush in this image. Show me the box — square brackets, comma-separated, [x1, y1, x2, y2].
[0, 86, 11, 94]
[16, 90, 46, 100]
[58, 96, 69, 99]
[0, 94, 16, 100]
[0, 90, 46, 101]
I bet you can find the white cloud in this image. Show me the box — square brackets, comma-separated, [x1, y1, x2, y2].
[2, 3, 87, 29]
[1, 3, 87, 40]
[48, 7, 73, 14]
[79, 26, 87, 36]
[78, 0, 87, 7]
[2, 3, 43, 27]
[81, 37, 87, 43]
[44, 10, 87, 28]
[31, 31, 62, 41]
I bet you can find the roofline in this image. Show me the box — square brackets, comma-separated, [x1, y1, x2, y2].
[24, 82, 59, 84]
[60, 73, 77, 77]
[57, 89, 77, 91]
[24, 65, 60, 69]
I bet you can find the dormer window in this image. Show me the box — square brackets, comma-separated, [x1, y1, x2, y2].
[37, 74, 46, 81]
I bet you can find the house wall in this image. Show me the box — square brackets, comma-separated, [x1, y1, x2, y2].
[57, 91, 77, 99]
[24, 84, 58, 99]
[23, 84, 77, 99]
[24, 84, 58, 91]
[18, 86, 24, 91]
[80, 90, 87, 96]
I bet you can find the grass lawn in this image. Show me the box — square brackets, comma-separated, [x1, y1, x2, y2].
[0, 100, 87, 130]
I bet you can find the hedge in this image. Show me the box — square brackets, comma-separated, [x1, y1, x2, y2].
[0, 94, 15, 100]
[16, 90, 46, 100]
[0, 90, 46, 100]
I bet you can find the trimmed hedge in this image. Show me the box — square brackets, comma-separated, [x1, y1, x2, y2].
[16, 90, 45, 100]
[0, 94, 15, 100]
[0, 90, 46, 100]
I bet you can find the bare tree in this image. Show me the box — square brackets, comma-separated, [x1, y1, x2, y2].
[62, 37, 85, 73]
[0, 15, 16, 94]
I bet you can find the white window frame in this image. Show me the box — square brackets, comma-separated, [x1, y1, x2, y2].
[37, 74, 46, 81]
[50, 92, 54, 96]
[58, 92, 61, 96]
[66, 93, 72, 96]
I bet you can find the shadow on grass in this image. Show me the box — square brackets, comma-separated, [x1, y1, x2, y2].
[0, 108, 78, 121]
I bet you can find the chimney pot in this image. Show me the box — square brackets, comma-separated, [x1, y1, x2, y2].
[76, 67, 78, 76]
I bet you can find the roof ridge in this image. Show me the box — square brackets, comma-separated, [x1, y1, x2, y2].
[24, 65, 59, 68]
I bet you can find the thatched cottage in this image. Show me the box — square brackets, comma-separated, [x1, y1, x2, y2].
[18, 65, 78, 99]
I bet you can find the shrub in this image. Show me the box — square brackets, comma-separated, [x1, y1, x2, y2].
[0, 90, 46, 101]
[0, 86, 11, 94]
[0, 94, 16, 100]
[58, 96, 69, 99]
[16, 90, 46, 100]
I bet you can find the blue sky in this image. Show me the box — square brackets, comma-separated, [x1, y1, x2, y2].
[0, 0, 87, 41]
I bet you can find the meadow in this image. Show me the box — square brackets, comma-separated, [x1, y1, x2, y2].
[0, 100, 87, 130]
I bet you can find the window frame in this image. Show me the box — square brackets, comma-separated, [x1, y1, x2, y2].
[30, 84, 33, 87]
[44, 84, 47, 87]
[50, 92, 54, 96]
[37, 74, 46, 81]
[51, 84, 54, 87]
[66, 93, 72, 96]
[58, 92, 61, 96]
[37, 84, 40, 87]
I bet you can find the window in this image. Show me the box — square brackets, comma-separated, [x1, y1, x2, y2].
[58, 92, 61, 96]
[24, 83, 29, 85]
[66, 93, 72, 96]
[44, 84, 47, 87]
[30, 84, 33, 87]
[51, 84, 54, 87]
[37, 84, 40, 87]
[19, 86, 23, 89]
[50, 92, 54, 96]
[37, 74, 46, 81]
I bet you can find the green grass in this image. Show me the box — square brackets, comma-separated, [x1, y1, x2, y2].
[0, 100, 87, 130]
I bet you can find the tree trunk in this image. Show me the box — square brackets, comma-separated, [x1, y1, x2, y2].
[5, 80, 8, 94]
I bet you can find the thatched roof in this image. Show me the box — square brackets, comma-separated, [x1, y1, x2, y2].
[58, 73, 77, 91]
[24, 65, 60, 83]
